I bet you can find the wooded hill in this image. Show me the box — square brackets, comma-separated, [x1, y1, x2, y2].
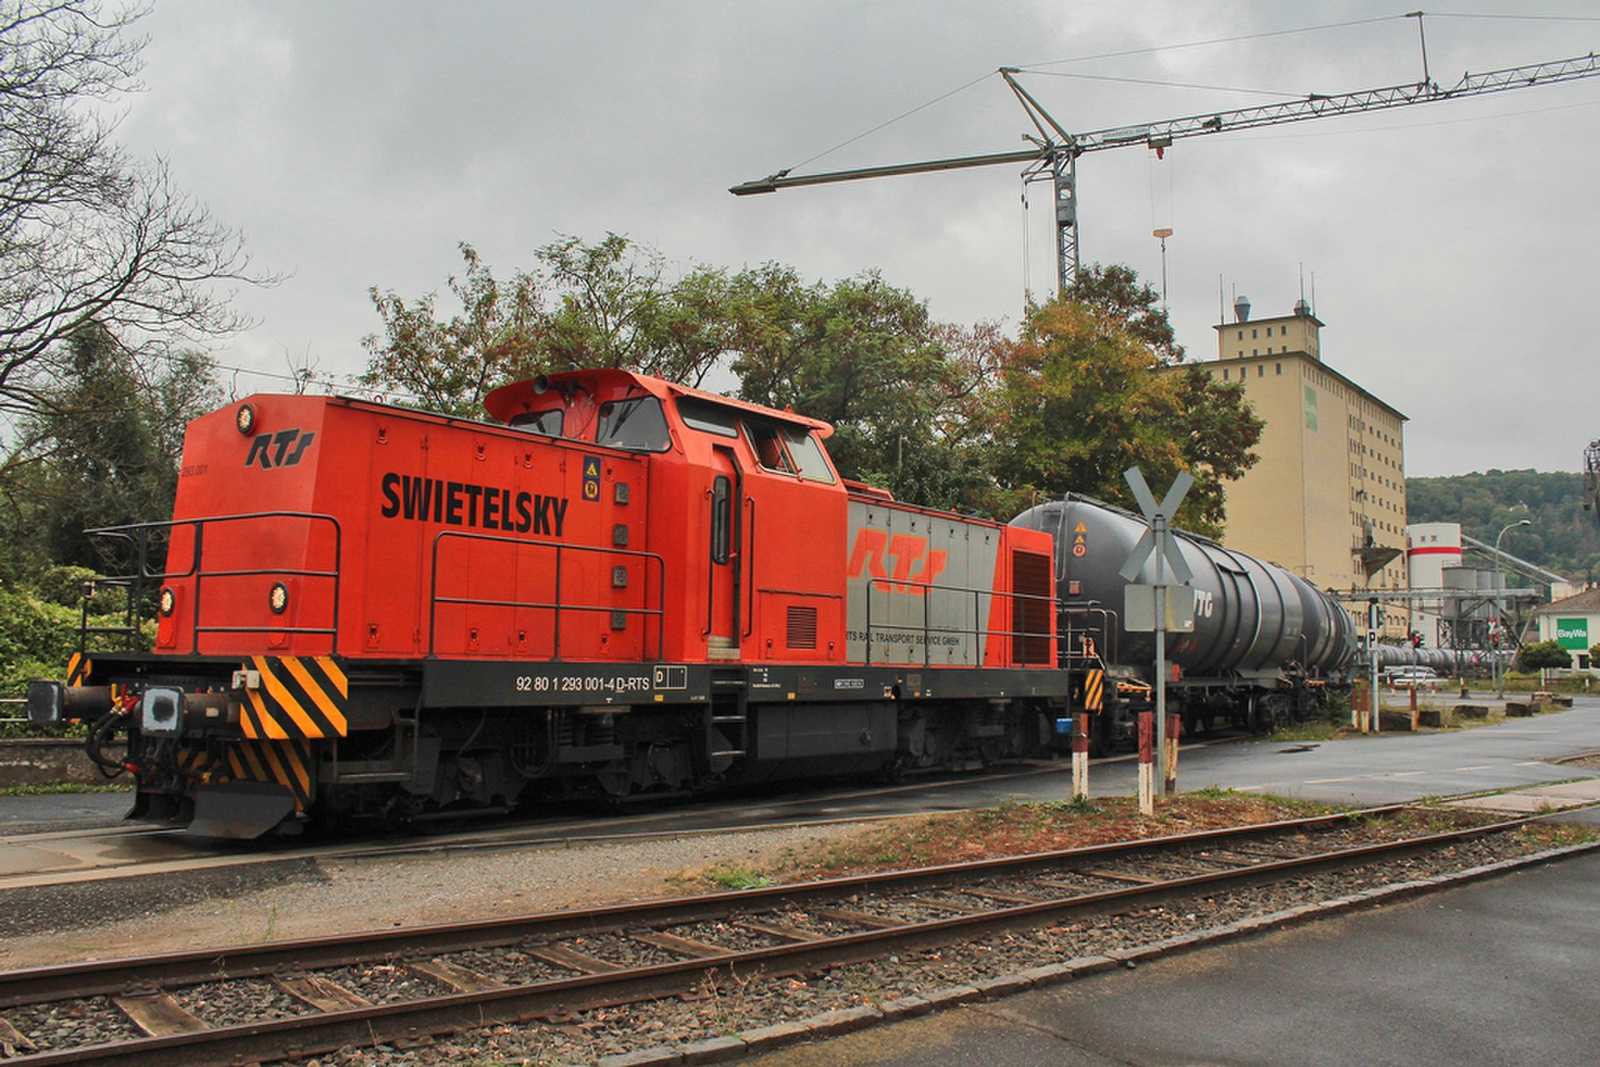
[1404, 470, 1600, 583]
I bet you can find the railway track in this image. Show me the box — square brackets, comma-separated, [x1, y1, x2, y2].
[0, 804, 1586, 1066]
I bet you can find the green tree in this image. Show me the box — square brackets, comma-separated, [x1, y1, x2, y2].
[731, 270, 988, 507]
[361, 243, 548, 417]
[984, 267, 1262, 537]
[362, 235, 738, 414]
[1061, 262, 1184, 363]
[1406, 470, 1599, 581]
[1518, 640, 1571, 671]
[5, 321, 219, 573]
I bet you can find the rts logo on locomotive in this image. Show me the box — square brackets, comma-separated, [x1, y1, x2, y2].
[244, 428, 316, 470]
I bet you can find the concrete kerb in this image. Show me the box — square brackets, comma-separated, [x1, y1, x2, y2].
[595, 839, 1600, 1067]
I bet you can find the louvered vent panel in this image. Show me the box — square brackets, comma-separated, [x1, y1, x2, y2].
[786, 605, 818, 650]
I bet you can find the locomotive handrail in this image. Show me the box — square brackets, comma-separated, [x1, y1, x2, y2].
[861, 578, 1056, 668]
[82, 512, 343, 654]
[1061, 602, 1119, 667]
[426, 530, 667, 661]
[742, 496, 756, 641]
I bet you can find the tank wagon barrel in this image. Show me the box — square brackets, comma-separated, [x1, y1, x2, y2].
[1012, 494, 1358, 746]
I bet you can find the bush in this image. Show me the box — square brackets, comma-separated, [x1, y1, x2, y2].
[0, 579, 145, 701]
[1517, 640, 1572, 672]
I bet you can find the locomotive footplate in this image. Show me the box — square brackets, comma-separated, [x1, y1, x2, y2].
[421, 661, 714, 706]
[420, 660, 1072, 707]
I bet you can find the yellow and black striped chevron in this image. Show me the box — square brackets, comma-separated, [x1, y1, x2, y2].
[225, 739, 316, 812]
[66, 652, 92, 687]
[175, 745, 225, 780]
[239, 655, 349, 740]
[1082, 668, 1104, 712]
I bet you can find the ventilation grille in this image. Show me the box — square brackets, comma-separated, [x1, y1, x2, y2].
[786, 605, 818, 650]
[1012, 550, 1054, 665]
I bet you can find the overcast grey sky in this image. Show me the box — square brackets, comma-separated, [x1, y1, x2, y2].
[115, 1, 1600, 477]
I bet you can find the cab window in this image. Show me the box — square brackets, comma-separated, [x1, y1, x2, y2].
[743, 418, 836, 483]
[509, 409, 563, 436]
[678, 398, 739, 438]
[597, 397, 671, 452]
[782, 427, 834, 483]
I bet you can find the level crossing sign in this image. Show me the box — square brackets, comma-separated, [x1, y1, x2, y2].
[1117, 466, 1194, 803]
[1118, 467, 1194, 585]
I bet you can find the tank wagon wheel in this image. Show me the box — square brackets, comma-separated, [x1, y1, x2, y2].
[1246, 696, 1274, 735]
[1086, 715, 1111, 759]
[881, 754, 909, 784]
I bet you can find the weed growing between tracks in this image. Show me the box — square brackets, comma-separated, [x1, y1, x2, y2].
[681, 792, 1342, 887]
[679, 792, 1600, 890]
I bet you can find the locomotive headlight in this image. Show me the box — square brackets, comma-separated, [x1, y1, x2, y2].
[236, 403, 257, 435]
[158, 586, 176, 616]
[269, 582, 289, 615]
[140, 687, 186, 737]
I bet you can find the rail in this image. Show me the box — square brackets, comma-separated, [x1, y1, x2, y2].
[79, 512, 343, 654]
[427, 530, 667, 661]
[861, 578, 1055, 668]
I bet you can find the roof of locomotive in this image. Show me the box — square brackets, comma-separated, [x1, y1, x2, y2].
[483, 368, 834, 438]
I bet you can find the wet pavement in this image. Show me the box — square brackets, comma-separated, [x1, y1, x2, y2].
[749, 848, 1600, 1067]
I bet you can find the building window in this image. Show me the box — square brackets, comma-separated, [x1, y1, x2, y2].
[1257, 365, 1264, 377]
[1237, 330, 1243, 340]
[1222, 368, 1229, 380]
[1276, 362, 1282, 374]
[1252, 349, 1258, 356]
[1252, 328, 1258, 339]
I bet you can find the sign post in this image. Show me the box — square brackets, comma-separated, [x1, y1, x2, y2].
[1368, 598, 1381, 734]
[1119, 467, 1194, 801]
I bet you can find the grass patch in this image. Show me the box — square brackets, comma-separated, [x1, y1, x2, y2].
[670, 792, 1347, 890]
[704, 866, 773, 891]
[0, 781, 131, 796]
[1269, 721, 1343, 742]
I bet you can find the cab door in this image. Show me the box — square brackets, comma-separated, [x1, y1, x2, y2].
[705, 446, 742, 660]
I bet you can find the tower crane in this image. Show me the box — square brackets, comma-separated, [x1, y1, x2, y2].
[732, 19, 1600, 293]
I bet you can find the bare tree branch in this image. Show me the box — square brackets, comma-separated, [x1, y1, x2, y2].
[0, 1, 272, 421]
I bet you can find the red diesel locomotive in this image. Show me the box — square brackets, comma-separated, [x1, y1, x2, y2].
[30, 369, 1070, 837]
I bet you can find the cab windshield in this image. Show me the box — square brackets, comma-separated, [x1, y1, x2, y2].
[597, 396, 671, 452]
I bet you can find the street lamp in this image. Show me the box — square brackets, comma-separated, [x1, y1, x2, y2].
[1492, 518, 1532, 696]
